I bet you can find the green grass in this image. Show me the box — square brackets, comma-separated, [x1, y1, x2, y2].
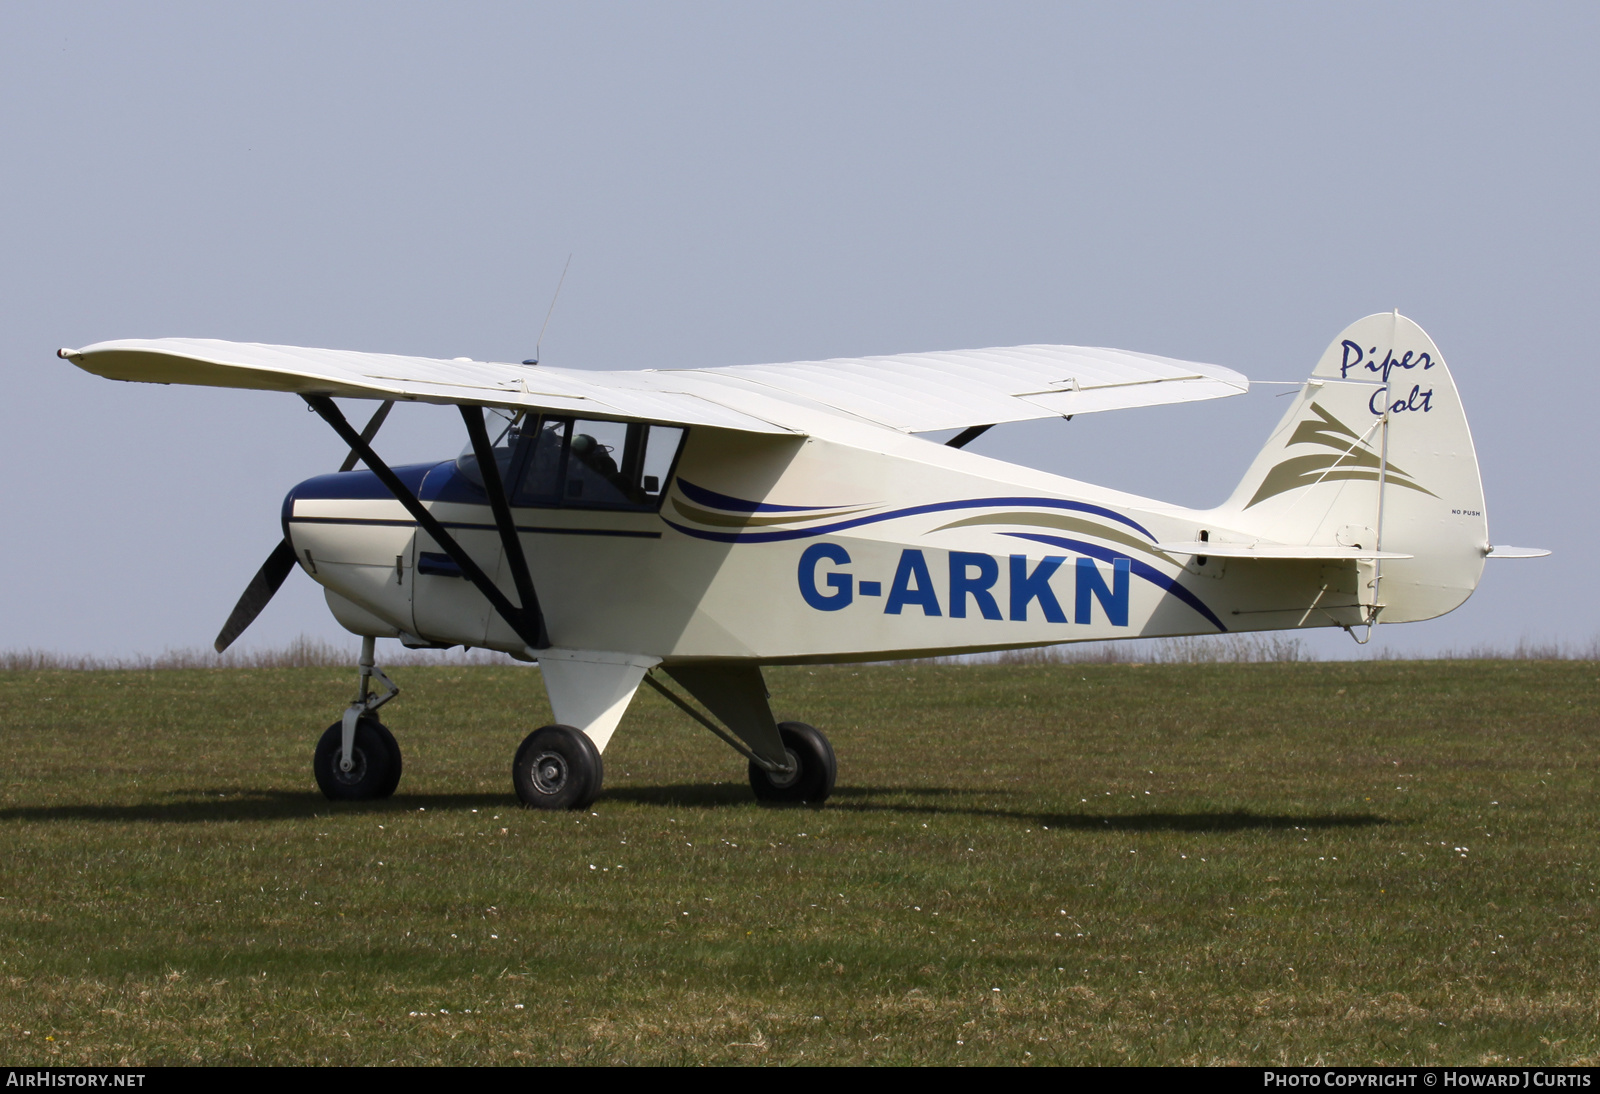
[0, 661, 1596, 1065]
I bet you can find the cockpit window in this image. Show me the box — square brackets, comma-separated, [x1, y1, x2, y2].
[505, 415, 685, 511]
[513, 417, 568, 505]
[563, 421, 633, 505]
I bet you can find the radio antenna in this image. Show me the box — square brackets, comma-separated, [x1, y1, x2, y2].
[525, 254, 572, 366]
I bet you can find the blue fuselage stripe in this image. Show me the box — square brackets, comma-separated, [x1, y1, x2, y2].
[663, 496, 1156, 544]
[675, 478, 842, 514]
[287, 516, 661, 539]
[1004, 532, 1227, 633]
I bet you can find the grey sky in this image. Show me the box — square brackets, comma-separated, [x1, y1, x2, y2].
[2, 2, 1592, 659]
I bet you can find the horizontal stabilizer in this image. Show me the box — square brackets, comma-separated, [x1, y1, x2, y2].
[1485, 545, 1551, 558]
[1159, 542, 1414, 561]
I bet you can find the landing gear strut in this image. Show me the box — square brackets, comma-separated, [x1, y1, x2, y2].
[643, 671, 837, 805]
[313, 636, 403, 801]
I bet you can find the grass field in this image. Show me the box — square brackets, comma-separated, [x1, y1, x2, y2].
[1, 660, 1596, 1065]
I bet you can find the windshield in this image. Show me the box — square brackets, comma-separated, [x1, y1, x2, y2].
[453, 408, 524, 488]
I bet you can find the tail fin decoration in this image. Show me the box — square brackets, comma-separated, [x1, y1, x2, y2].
[1222, 312, 1487, 624]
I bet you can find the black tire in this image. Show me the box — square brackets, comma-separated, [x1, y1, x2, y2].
[512, 725, 604, 810]
[314, 717, 399, 801]
[369, 720, 403, 798]
[749, 721, 836, 804]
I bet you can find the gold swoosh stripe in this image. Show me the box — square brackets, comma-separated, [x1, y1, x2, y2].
[1245, 403, 1436, 508]
[669, 497, 877, 528]
[1248, 455, 1435, 508]
[931, 512, 1176, 564]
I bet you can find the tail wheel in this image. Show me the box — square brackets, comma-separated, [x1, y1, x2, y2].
[749, 721, 836, 804]
[314, 718, 401, 801]
[513, 725, 604, 810]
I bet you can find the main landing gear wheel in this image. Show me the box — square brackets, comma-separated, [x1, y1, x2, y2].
[749, 721, 836, 804]
[313, 717, 402, 801]
[513, 725, 604, 811]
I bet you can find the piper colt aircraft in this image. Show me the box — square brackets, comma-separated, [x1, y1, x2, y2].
[59, 312, 1545, 810]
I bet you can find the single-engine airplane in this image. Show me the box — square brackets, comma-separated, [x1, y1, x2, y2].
[59, 312, 1546, 810]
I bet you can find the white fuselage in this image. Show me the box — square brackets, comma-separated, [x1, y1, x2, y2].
[284, 418, 1443, 665]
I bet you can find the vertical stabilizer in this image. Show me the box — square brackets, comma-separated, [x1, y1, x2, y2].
[1221, 313, 1487, 624]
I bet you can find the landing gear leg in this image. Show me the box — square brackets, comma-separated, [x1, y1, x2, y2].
[643, 671, 837, 805]
[314, 635, 403, 800]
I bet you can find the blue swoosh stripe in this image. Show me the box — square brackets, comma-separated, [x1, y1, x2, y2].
[662, 496, 1156, 544]
[1004, 532, 1228, 634]
[676, 478, 843, 514]
[286, 516, 660, 539]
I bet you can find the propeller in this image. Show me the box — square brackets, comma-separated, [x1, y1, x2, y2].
[213, 400, 394, 653]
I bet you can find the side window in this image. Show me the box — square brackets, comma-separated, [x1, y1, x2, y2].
[508, 416, 685, 511]
[511, 418, 569, 506]
[639, 425, 685, 502]
[563, 420, 635, 506]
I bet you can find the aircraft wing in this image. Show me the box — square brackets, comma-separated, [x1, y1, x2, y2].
[679, 345, 1247, 432]
[60, 337, 1247, 435]
[59, 337, 793, 434]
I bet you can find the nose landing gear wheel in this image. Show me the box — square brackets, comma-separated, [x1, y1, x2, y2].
[749, 721, 836, 804]
[313, 717, 402, 800]
[513, 724, 604, 810]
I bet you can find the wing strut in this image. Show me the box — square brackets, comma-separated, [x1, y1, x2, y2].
[945, 424, 994, 449]
[303, 395, 551, 650]
[459, 404, 547, 647]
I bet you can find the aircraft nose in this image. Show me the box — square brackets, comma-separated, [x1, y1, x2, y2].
[281, 462, 443, 529]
